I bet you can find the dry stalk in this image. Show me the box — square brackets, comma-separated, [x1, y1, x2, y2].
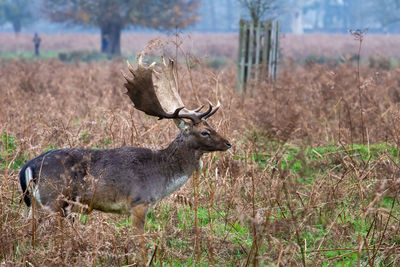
[193, 170, 201, 262]
[208, 168, 216, 266]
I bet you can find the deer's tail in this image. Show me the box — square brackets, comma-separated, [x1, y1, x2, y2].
[19, 165, 33, 207]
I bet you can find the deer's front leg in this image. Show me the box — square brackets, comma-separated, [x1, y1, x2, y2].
[131, 203, 149, 264]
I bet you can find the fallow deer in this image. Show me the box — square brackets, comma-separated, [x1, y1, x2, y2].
[19, 55, 231, 261]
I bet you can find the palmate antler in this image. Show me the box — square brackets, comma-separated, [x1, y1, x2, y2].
[122, 55, 220, 125]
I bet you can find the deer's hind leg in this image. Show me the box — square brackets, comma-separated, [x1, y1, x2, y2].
[131, 203, 149, 264]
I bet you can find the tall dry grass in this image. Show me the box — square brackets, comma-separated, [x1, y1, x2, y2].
[1, 45, 400, 265]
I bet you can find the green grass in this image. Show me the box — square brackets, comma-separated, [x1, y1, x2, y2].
[232, 141, 400, 265]
[0, 50, 111, 61]
[0, 50, 59, 59]
[142, 198, 396, 265]
[235, 142, 399, 183]
[0, 131, 27, 171]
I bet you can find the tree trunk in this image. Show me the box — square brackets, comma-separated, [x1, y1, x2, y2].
[208, 0, 216, 31]
[291, 8, 303, 34]
[12, 20, 21, 34]
[225, 0, 233, 31]
[101, 23, 121, 55]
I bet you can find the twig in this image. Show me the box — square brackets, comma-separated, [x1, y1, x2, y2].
[147, 244, 158, 266]
[370, 196, 396, 264]
[306, 246, 400, 253]
[317, 207, 345, 250]
[193, 170, 201, 262]
[349, 28, 368, 144]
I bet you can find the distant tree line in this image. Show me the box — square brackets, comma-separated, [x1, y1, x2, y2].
[0, 0, 200, 55]
[0, 0, 399, 46]
[0, 0, 34, 33]
[193, 0, 278, 32]
[43, 0, 200, 54]
[193, 0, 400, 33]
[298, 0, 396, 33]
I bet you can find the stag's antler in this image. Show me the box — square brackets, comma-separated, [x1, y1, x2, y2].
[122, 55, 220, 125]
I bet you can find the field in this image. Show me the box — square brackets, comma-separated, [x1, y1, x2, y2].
[2, 32, 400, 61]
[1, 33, 400, 266]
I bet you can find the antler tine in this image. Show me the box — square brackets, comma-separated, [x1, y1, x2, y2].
[157, 107, 185, 120]
[138, 54, 143, 66]
[173, 111, 202, 124]
[165, 101, 220, 124]
[162, 56, 167, 66]
[173, 104, 212, 124]
[127, 60, 135, 76]
[121, 70, 134, 84]
[202, 100, 221, 120]
[193, 105, 204, 112]
[169, 58, 174, 68]
[179, 105, 204, 113]
[198, 104, 213, 118]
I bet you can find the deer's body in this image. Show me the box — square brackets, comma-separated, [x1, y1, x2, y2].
[20, 145, 189, 215]
[20, 123, 229, 216]
[19, 56, 231, 262]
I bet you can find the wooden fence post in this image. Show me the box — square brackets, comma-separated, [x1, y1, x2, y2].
[237, 19, 280, 93]
[237, 19, 247, 93]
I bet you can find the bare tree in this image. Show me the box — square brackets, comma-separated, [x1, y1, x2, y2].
[238, 0, 276, 24]
[366, 0, 400, 30]
[0, 0, 35, 34]
[43, 0, 200, 55]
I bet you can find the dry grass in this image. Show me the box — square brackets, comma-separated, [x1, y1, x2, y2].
[1, 36, 400, 265]
[281, 34, 400, 60]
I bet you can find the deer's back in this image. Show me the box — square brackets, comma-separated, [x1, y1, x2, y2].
[22, 147, 167, 214]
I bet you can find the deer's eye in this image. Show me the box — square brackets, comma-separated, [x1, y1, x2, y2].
[201, 130, 210, 137]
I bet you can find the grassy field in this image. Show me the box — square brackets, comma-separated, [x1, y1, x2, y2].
[1, 33, 400, 265]
[2, 32, 400, 62]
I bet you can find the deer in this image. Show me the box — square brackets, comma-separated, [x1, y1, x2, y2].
[19, 55, 231, 262]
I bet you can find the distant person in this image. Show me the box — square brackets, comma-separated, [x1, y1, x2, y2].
[102, 34, 109, 53]
[33, 32, 41, 56]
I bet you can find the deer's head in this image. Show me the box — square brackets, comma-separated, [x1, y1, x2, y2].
[122, 55, 231, 152]
[185, 120, 231, 152]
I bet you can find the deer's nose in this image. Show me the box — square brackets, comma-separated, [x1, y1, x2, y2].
[226, 141, 232, 148]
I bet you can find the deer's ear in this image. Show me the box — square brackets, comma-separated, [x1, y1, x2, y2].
[174, 119, 191, 132]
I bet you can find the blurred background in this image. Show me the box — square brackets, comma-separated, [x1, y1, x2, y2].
[0, 0, 399, 62]
[1, 0, 400, 34]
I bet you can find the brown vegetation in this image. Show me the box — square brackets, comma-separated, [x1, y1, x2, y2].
[1, 35, 400, 265]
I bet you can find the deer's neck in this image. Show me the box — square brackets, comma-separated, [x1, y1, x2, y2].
[160, 132, 202, 177]
[155, 132, 202, 198]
